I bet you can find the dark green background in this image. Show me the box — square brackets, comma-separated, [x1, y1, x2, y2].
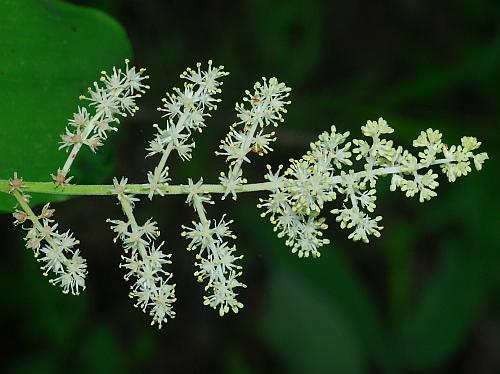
[1, 0, 499, 373]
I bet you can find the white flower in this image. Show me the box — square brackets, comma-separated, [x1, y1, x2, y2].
[361, 117, 393, 137]
[141, 219, 159, 241]
[147, 241, 171, 269]
[461, 136, 481, 152]
[120, 254, 141, 281]
[39, 245, 65, 274]
[147, 168, 170, 198]
[203, 272, 245, 316]
[347, 214, 383, 243]
[149, 280, 176, 328]
[124, 59, 150, 94]
[123, 226, 149, 253]
[218, 169, 244, 200]
[54, 230, 80, 251]
[51, 250, 88, 295]
[88, 83, 122, 120]
[183, 220, 217, 252]
[358, 189, 377, 212]
[473, 152, 489, 171]
[184, 178, 213, 208]
[112, 177, 139, 206]
[68, 106, 90, 129]
[107, 219, 130, 241]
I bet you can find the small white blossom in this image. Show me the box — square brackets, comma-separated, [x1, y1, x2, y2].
[184, 178, 213, 209]
[50, 250, 87, 295]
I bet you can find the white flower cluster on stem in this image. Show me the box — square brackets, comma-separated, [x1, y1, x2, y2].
[259, 118, 488, 257]
[107, 178, 176, 328]
[146, 61, 228, 198]
[181, 178, 246, 316]
[143, 61, 245, 315]
[6, 59, 489, 331]
[54, 60, 149, 186]
[9, 175, 87, 295]
[216, 77, 291, 200]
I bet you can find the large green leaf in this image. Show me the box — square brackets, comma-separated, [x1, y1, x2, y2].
[0, 0, 132, 212]
[398, 241, 484, 370]
[260, 266, 367, 374]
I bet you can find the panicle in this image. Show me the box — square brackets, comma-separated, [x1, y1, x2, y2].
[13, 200, 87, 295]
[181, 178, 246, 316]
[259, 117, 488, 257]
[217, 77, 291, 200]
[109, 178, 176, 328]
[55, 60, 150, 184]
[145, 61, 228, 199]
[8, 57, 488, 333]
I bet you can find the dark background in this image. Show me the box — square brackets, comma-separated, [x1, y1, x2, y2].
[1, 0, 499, 373]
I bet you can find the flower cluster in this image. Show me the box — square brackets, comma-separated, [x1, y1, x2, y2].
[258, 164, 331, 258]
[54, 60, 149, 185]
[181, 178, 245, 316]
[13, 200, 87, 295]
[108, 178, 176, 328]
[260, 118, 488, 257]
[146, 61, 228, 198]
[141, 61, 245, 316]
[217, 77, 291, 199]
[6, 59, 489, 332]
[440, 135, 489, 182]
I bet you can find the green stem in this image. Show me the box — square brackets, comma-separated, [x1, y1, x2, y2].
[12, 190, 40, 227]
[117, 195, 149, 259]
[229, 120, 260, 179]
[193, 198, 208, 224]
[119, 196, 138, 226]
[0, 180, 278, 196]
[60, 113, 98, 177]
[152, 143, 173, 181]
[0, 158, 453, 198]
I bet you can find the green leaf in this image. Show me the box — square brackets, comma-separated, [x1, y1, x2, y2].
[0, 0, 132, 212]
[78, 326, 127, 373]
[260, 266, 366, 374]
[399, 242, 484, 370]
[245, 0, 325, 85]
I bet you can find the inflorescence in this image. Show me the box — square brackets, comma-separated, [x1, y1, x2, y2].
[54, 59, 149, 186]
[258, 119, 488, 258]
[10, 176, 87, 295]
[5, 60, 488, 329]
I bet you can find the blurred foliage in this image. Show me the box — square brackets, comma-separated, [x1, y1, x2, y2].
[1, 0, 499, 373]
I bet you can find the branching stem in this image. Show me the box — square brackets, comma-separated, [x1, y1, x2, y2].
[11, 190, 72, 268]
[60, 115, 98, 177]
[1, 158, 453, 197]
